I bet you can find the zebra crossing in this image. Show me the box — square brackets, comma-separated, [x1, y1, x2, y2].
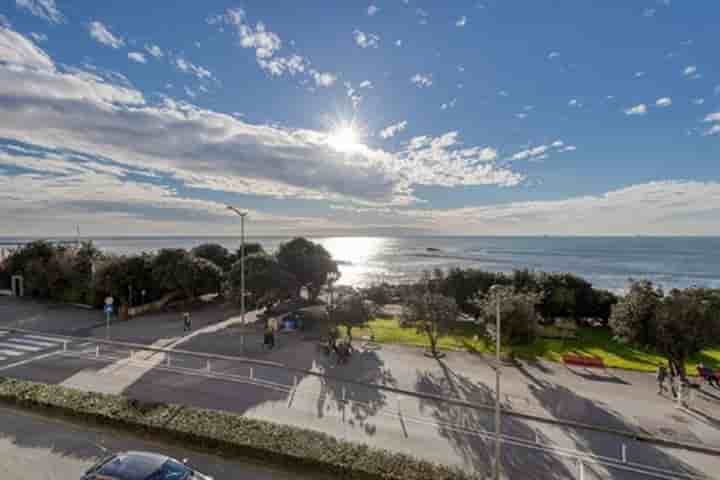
[0, 330, 65, 362]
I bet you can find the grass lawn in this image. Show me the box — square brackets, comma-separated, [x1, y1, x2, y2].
[352, 318, 720, 373]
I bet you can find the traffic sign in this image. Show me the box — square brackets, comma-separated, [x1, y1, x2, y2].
[105, 296, 114, 306]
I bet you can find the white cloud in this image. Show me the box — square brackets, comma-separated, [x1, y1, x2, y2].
[144, 44, 163, 58]
[128, 52, 147, 64]
[655, 97, 672, 107]
[683, 65, 697, 76]
[359, 80, 373, 89]
[258, 54, 306, 77]
[209, 8, 334, 86]
[395, 39, 402, 47]
[379, 120, 407, 139]
[30, 32, 47, 42]
[0, 14, 10, 28]
[367, 5, 380, 16]
[568, 98, 581, 107]
[692, 98, 705, 105]
[353, 30, 380, 48]
[634, 71, 645, 78]
[398, 132, 515, 189]
[416, 8, 428, 24]
[456, 16, 467, 27]
[0, 26, 54, 70]
[88, 21, 125, 49]
[184, 86, 196, 98]
[344, 82, 362, 109]
[441, 98, 457, 110]
[15, 0, 63, 24]
[511, 141, 574, 161]
[624, 104, 647, 116]
[310, 69, 336, 87]
[704, 112, 720, 135]
[705, 125, 720, 136]
[174, 57, 213, 79]
[643, 8, 656, 17]
[390, 181, 720, 235]
[410, 73, 433, 88]
[515, 113, 528, 119]
[547, 51, 560, 59]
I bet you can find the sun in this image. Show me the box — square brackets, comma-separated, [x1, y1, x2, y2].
[327, 125, 361, 153]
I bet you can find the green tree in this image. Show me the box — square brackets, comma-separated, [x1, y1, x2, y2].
[476, 286, 541, 346]
[655, 288, 720, 378]
[609, 280, 663, 345]
[276, 237, 338, 301]
[229, 254, 297, 307]
[94, 254, 155, 305]
[331, 293, 374, 343]
[402, 292, 458, 358]
[236, 242, 265, 258]
[151, 249, 222, 300]
[192, 243, 232, 271]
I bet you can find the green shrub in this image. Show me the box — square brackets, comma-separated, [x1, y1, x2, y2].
[0, 377, 478, 480]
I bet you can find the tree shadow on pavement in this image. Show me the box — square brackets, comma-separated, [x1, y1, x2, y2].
[528, 380, 707, 478]
[312, 346, 397, 435]
[415, 360, 576, 479]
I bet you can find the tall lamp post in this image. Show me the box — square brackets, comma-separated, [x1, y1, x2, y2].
[489, 284, 503, 480]
[227, 205, 248, 350]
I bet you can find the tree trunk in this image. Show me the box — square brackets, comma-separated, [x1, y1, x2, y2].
[427, 328, 438, 357]
[346, 325, 353, 344]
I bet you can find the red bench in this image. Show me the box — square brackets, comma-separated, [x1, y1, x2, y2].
[563, 354, 605, 369]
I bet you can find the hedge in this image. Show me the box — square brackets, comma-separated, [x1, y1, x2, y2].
[0, 377, 479, 480]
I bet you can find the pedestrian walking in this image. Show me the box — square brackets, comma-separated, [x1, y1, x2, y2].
[657, 365, 668, 394]
[183, 311, 191, 332]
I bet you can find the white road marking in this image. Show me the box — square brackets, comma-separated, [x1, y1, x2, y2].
[0, 351, 60, 371]
[24, 334, 64, 343]
[0, 342, 41, 352]
[0, 349, 25, 356]
[7, 338, 56, 348]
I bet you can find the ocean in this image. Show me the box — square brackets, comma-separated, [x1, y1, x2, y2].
[3, 236, 719, 292]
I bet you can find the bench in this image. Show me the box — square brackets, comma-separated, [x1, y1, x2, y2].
[562, 354, 605, 369]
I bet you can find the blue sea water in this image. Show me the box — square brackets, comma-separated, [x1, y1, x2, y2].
[2, 236, 719, 292]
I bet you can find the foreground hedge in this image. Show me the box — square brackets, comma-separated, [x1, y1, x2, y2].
[0, 377, 478, 480]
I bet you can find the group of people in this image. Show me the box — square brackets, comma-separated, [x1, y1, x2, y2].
[657, 363, 719, 397]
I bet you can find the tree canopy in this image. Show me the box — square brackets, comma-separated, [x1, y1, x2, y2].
[229, 254, 297, 308]
[192, 243, 233, 271]
[276, 237, 338, 301]
[402, 291, 458, 357]
[475, 286, 541, 346]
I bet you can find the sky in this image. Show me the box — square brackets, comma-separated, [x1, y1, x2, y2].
[0, 0, 719, 237]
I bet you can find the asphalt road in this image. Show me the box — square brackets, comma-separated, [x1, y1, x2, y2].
[0, 404, 317, 480]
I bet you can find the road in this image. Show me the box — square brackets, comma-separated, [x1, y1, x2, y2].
[0, 297, 718, 479]
[0, 404, 316, 480]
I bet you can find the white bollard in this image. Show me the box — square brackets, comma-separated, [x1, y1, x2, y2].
[578, 458, 585, 480]
[63, 341, 67, 352]
[206, 360, 211, 372]
[250, 367, 254, 380]
[95, 345, 100, 358]
[293, 375, 297, 388]
[166, 353, 171, 367]
[621, 443, 627, 463]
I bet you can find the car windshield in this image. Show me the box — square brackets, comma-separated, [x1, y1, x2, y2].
[146, 459, 192, 480]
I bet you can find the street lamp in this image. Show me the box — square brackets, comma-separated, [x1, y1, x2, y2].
[488, 284, 503, 480]
[227, 205, 248, 351]
[327, 271, 340, 309]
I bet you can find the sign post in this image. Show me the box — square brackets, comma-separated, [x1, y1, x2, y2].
[104, 296, 114, 339]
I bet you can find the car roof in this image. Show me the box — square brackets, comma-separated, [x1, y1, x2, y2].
[96, 451, 170, 480]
